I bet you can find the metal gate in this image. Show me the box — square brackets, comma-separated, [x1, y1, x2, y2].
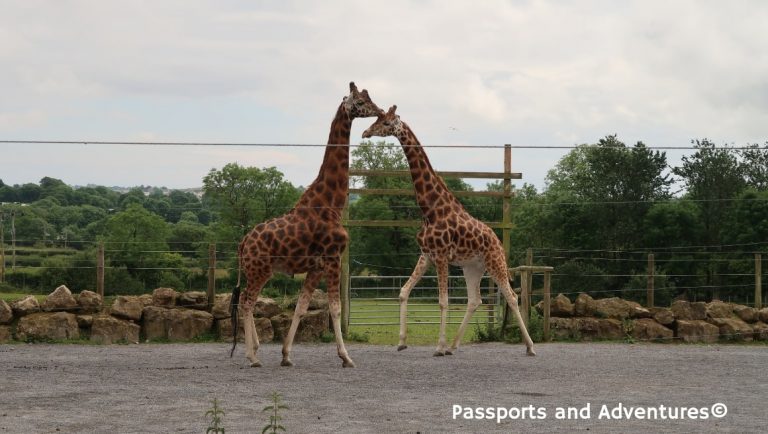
[348, 274, 501, 327]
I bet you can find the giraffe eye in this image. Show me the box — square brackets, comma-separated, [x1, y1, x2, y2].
[383, 121, 391, 127]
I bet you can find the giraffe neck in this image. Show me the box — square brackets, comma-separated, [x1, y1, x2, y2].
[396, 122, 461, 222]
[297, 102, 351, 212]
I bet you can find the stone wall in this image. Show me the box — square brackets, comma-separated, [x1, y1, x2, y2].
[536, 293, 768, 343]
[0, 286, 330, 344]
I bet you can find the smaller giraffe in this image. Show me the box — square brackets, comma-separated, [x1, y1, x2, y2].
[362, 105, 535, 357]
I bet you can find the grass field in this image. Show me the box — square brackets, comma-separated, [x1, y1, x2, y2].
[348, 298, 501, 345]
[0, 293, 46, 303]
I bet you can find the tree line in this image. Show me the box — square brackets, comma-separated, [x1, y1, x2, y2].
[1, 137, 766, 304]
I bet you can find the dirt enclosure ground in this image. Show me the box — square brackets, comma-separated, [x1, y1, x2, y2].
[1, 342, 766, 433]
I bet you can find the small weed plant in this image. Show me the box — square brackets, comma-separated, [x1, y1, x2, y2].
[205, 398, 226, 434]
[262, 391, 288, 434]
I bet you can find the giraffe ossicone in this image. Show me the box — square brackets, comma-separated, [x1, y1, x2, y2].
[363, 105, 536, 357]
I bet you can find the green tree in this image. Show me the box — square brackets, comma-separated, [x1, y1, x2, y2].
[102, 204, 185, 291]
[738, 143, 768, 190]
[545, 136, 672, 251]
[349, 141, 420, 274]
[203, 163, 300, 239]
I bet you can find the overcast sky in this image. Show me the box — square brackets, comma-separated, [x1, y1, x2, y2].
[1, 1, 767, 192]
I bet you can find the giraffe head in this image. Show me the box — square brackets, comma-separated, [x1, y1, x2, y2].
[343, 82, 383, 119]
[362, 105, 404, 139]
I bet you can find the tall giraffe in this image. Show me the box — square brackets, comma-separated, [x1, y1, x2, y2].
[362, 105, 536, 357]
[232, 82, 382, 368]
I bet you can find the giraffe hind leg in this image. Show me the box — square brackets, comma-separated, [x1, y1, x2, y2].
[325, 259, 355, 367]
[240, 269, 272, 367]
[449, 263, 484, 355]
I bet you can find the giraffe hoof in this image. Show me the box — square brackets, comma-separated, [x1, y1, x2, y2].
[280, 359, 294, 367]
[445, 350, 454, 356]
[433, 351, 445, 357]
[397, 345, 408, 351]
[526, 348, 537, 357]
[342, 360, 356, 368]
[250, 361, 262, 368]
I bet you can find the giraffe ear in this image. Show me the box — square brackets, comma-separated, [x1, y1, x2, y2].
[349, 82, 358, 92]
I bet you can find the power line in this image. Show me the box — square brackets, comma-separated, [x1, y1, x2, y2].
[1, 139, 766, 150]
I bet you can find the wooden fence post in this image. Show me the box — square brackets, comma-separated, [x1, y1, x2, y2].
[96, 242, 105, 298]
[520, 269, 529, 328]
[543, 270, 551, 341]
[0, 211, 5, 283]
[340, 202, 351, 335]
[523, 248, 533, 324]
[647, 253, 655, 308]
[756, 253, 763, 310]
[207, 243, 216, 312]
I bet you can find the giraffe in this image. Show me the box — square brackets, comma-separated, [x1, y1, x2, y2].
[362, 105, 536, 357]
[231, 82, 382, 368]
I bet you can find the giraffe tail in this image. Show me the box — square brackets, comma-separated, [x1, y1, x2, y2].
[229, 242, 244, 358]
[229, 284, 241, 358]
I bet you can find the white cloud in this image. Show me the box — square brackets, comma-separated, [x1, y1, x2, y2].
[0, 0, 767, 189]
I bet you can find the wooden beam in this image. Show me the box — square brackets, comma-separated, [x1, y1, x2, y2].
[349, 188, 512, 198]
[345, 220, 513, 229]
[350, 169, 522, 180]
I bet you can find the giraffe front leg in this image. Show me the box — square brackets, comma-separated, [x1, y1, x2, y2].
[399, 255, 430, 351]
[281, 270, 322, 367]
[434, 260, 449, 357]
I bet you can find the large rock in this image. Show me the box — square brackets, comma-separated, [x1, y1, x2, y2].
[573, 293, 596, 317]
[671, 300, 707, 321]
[212, 293, 281, 320]
[759, 308, 768, 323]
[271, 309, 329, 342]
[594, 297, 633, 320]
[77, 290, 103, 314]
[0, 326, 12, 343]
[90, 315, 140, 344]
[138, 294, 154, 307]
[0, 300, 13, 324]
[309, 289, 329, 310]
[631, 318, 673, 341]
[216, 316, 274, 343]
[596, 318, 624, 340]
[110, 296, 144, 321]
[11, 296, 40, 317]
[152, 287, 178, 307]
[41, 285, 79, 312]
[15, 312, 79, 341]
[254, 297, 281, 319]
[212, 293, 233, 319]
[568, 317, 624, 341]
[676, 320, 719, 343]
[178, 291, 208, 310]
[76, 314, 93, 328]
[141, 307, 213, 341]
[708, 317, 753, 342]
[649, 307, 675, 326]
[733, 305, 758, 323]
[705, 301, 733, 319]
[550, 294, 574, 317]
[549, 317, 576, 340]
[751, 322, 768, 341]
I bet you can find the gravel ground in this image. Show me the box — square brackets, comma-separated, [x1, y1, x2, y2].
[0, 341, 766, 433]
